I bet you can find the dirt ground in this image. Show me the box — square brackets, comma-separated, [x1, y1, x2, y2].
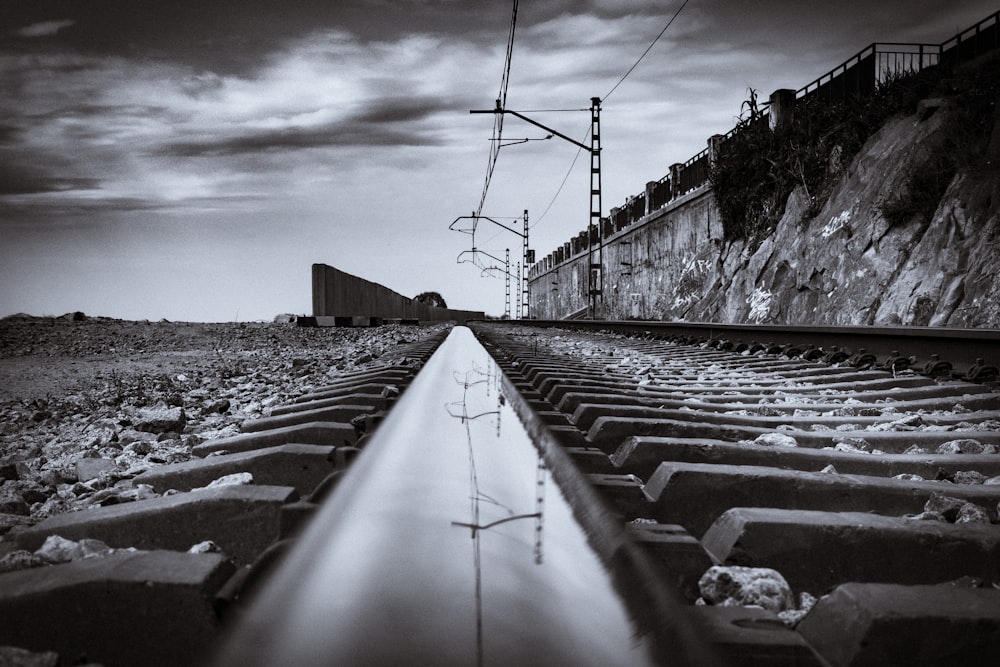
[0, 315, 408, 401]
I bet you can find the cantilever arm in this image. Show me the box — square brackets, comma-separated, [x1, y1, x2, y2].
[471, 106, 591, 152]
[458, 248, 506, 265]
[450, 214, 524, 238]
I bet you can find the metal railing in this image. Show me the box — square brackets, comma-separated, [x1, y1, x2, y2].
[941, 10, 999, 68]
[797, 43, 939, 103]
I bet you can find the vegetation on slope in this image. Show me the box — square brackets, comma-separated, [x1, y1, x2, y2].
[709, 52, 999, 248]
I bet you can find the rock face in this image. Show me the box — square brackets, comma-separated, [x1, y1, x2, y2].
[530, 83, 1000, 327]
[697, 106, 1000, 327]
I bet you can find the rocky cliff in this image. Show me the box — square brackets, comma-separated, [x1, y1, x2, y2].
[686, 101, 1000, 327]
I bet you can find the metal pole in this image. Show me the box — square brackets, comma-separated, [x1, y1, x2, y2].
[505, 248, 511, 320]
[522, 209, 530, 319]
[588, 97, 603, 319]
[516, 261, 522, 319]
[469, 101, 599, 318]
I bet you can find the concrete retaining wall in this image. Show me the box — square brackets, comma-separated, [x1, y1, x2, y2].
[312, 264, 484, 323]
[528, 188, 722, 320]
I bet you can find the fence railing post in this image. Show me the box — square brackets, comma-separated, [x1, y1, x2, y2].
[768, 89, 796, 131]
[707, 134, 725, 168]
[645, 181, 657, 216]
[669, 163, 683, 201]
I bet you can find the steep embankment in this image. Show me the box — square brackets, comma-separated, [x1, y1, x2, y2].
[680, 68, 1000, 327]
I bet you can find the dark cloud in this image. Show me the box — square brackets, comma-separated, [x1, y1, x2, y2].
[0, 195, 166, 223]
[0, 124, 21, 143]
[0, 161, 100, 196]
[0, 0, 519, 75]
[155, 95, 454, 157]
[29, 103, 170, 120]
[354, 95, 456, 124]
[2, 1, 994, 76]
[157, 122, 436, 158]
[680, 0, 996, 47]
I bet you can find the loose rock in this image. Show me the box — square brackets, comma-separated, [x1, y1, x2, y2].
[698, 565, 795, 613]
[836, 436, 872, 451]
[0, 646, 60, 667]
[956, 503, 991, 524]
[0, 548, 46, 572]
[924, 493, 970, 521]
[935, 438, 995, 455]
[0, 319, 448, 528]
[135, 406, 186, 434]
[188, 540, 223, 553]
[953, 470, 987, 485]
[75, 457, 117, 482]
[752, 433, 798, 448]
[34, 534, 115, 564]
[196, 472, 254, 490]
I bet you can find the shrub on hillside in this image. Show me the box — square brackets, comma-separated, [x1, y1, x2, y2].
[710, 66, 943, 246]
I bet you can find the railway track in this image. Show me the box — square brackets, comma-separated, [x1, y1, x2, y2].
[2, 321, 999, 665]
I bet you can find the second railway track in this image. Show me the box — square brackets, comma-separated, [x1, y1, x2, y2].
[2, 320, 999, 665]
[472, 321, 1000, 665]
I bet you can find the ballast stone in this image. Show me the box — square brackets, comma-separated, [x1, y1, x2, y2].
[74, 457, 116, 482]
[751, 433, 798, 448]
[698, 565, 795, 613]
[0, 646, 59, 667]
[134, 405, 186, 433]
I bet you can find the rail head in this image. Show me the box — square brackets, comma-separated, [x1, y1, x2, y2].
[499, 320, 1000, 379]
[209, 326, 719, 666]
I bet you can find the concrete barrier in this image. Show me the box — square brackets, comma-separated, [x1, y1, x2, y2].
[311, 264, 484, 323]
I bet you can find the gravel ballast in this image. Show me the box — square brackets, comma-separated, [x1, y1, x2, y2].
[0, 314, 450, 543]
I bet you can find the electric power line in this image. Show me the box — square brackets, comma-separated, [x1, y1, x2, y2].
[531, 0, 692, 228]
[604, 0, 691, 101]
[475, 1, 691, 235]
[475, 0, 519, 219]
[531, 125, 589, 228]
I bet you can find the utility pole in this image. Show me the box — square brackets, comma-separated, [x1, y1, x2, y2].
[515, 261, 522, 319]
[450, 210, 532, 319]
[588, 97, 603, 319]
[522, 209, 530, 319]
[504, 248, 511, 320]
[471, 100, 602, 319]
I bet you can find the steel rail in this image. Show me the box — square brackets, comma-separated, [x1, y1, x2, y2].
[209, 326, 719, 666]
[506, 320, 1000, 378]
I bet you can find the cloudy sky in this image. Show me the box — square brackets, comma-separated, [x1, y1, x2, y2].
[2, 0, 996, 321]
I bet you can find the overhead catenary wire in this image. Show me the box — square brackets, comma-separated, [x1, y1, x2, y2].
[604, 0, 691, 101]
[531, 127, 589, 228]
[532, 0, 692, 228]
[475, 0, 519, 221]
